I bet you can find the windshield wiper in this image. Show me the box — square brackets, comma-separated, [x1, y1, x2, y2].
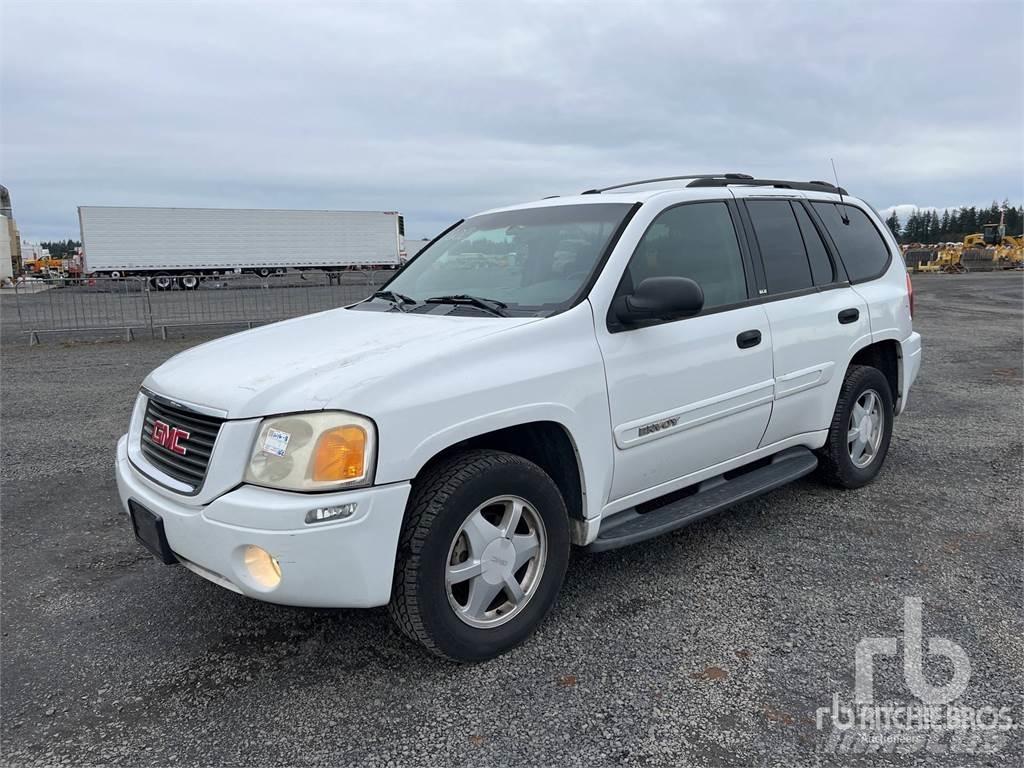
[367, 290, 418, 312]
[425, 294, 509, 317]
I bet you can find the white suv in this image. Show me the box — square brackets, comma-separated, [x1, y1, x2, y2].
[116, 173, 922, 661]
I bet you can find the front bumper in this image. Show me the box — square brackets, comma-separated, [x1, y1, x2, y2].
[115, 435, 410, 608]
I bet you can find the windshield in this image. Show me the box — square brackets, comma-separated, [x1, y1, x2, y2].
[379, 203, 634, 316]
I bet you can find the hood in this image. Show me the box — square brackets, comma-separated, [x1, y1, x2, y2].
[143, 307, 539, 418]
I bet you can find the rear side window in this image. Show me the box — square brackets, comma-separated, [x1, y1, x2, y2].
[746, 200, 813, 294]
[812, 203, 891, 283]
[626, 202, 747, 309]
[792, 203, 835, 285]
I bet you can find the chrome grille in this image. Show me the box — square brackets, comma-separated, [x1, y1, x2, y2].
[140, 396, 224, 491]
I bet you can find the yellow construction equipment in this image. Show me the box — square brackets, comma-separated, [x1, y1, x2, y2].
[24, 256, 67, 275]
[960, 211, 1023, 270]
[914, 210, 1023, 273]
[903, 245, 939, 272]
[917, 245, 965, 273]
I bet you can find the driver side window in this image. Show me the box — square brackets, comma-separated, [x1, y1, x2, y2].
[625, 202, 748, 310]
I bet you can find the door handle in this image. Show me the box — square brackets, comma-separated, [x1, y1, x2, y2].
[838, 308, 860, 324]
[736, 329, 762, 349]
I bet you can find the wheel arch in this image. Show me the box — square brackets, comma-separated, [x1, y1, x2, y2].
[407, 419, 591, 544]
[845, 337, 902, 412]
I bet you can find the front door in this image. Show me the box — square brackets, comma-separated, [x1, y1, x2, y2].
[595, 200, 775, 503]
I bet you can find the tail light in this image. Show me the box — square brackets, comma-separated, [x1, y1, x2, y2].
[906, 273, 914, 318]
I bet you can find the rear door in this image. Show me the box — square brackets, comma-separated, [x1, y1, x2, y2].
[810, 201, 910, 344]
[739, 197, 871, 446]
[595, 199, 775, 502]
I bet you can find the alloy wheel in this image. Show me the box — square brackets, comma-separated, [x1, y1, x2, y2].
[445, 495, 547, 628]
[848, 388, 884, 468]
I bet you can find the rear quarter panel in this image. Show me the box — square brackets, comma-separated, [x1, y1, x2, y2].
[849, 205, 914, 344]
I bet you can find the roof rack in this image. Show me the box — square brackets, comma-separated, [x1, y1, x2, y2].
[580, 174, 848, 196]
[580, 173, 753, 195]
[686, 177, 848, 195]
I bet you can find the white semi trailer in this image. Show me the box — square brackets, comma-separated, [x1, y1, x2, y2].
[79, 206, 406, 288]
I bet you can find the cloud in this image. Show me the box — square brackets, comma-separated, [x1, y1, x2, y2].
[881, 204, 941, 221]
[2, 0, 1022, 240]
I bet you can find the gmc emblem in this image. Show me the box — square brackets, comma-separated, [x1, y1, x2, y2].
[151, 420, 190, 455]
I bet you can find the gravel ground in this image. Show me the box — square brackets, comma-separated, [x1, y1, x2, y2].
[1, 272, 1022, 767]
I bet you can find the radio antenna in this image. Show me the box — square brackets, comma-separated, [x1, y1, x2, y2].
[831, 158, 850, 223]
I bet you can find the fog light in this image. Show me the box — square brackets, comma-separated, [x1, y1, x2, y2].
[305, 502, 357, 525]
[242, 545, 282, 589]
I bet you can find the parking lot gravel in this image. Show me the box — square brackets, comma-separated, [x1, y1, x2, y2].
[1, 272, 1021, 766]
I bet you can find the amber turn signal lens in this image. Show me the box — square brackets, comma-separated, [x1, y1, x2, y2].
[311, 426, 366, 482]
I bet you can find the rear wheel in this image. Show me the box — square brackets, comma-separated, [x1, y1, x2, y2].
[180, 274, 199, 290]
[817, 365, 894, 489]
[389, 450, 570, 661]
[151, 274, 174, 291]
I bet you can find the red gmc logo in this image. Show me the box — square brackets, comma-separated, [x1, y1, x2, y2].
[151, 420, 190, 455]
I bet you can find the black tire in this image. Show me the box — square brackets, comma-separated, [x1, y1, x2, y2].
[389, 450, 570, 662]
[817, 365, 894, 489]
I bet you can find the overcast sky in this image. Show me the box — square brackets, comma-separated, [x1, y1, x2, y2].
[2, 0, 1022, 241]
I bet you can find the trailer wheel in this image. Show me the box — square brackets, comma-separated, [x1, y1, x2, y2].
[109, 271, 122, 280]
[152, 274, 174, 291]
[257, 268, 271, 278]
[180, 274, 199, 290]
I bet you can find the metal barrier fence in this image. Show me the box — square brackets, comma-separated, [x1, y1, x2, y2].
[7, 271, 393, 343]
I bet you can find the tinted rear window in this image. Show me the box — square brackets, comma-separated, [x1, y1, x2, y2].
[746, 200, 813, 294]
[812, 203, 891, 282]
[793, 203, 835, 285]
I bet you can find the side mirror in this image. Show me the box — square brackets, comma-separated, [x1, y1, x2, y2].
[615, 276, 704, 324]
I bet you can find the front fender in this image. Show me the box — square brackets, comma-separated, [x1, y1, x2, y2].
[406, 404, 604, 520]
[370, 303, 614, 521]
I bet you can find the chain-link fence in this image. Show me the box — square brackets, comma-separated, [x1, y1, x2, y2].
[8, 271, 392, 343]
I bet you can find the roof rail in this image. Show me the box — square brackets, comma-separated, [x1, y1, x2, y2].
[686, 177, 848, 195]
[580, 173, 754, 195]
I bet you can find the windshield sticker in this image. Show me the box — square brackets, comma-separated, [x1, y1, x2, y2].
[263, 428, 290, 457]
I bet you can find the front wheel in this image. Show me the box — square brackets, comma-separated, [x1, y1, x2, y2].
[389, 450, 570, 661]
[817, 365, 894, 489]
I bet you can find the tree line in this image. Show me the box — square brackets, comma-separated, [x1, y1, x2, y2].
[883, 202, 1023, 245]
[38, 239, 82, 259]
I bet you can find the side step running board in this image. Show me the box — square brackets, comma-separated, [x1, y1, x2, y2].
[587, 447, 818, 552]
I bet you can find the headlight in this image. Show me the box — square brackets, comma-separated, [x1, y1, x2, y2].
[244, 411, 376, 492]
